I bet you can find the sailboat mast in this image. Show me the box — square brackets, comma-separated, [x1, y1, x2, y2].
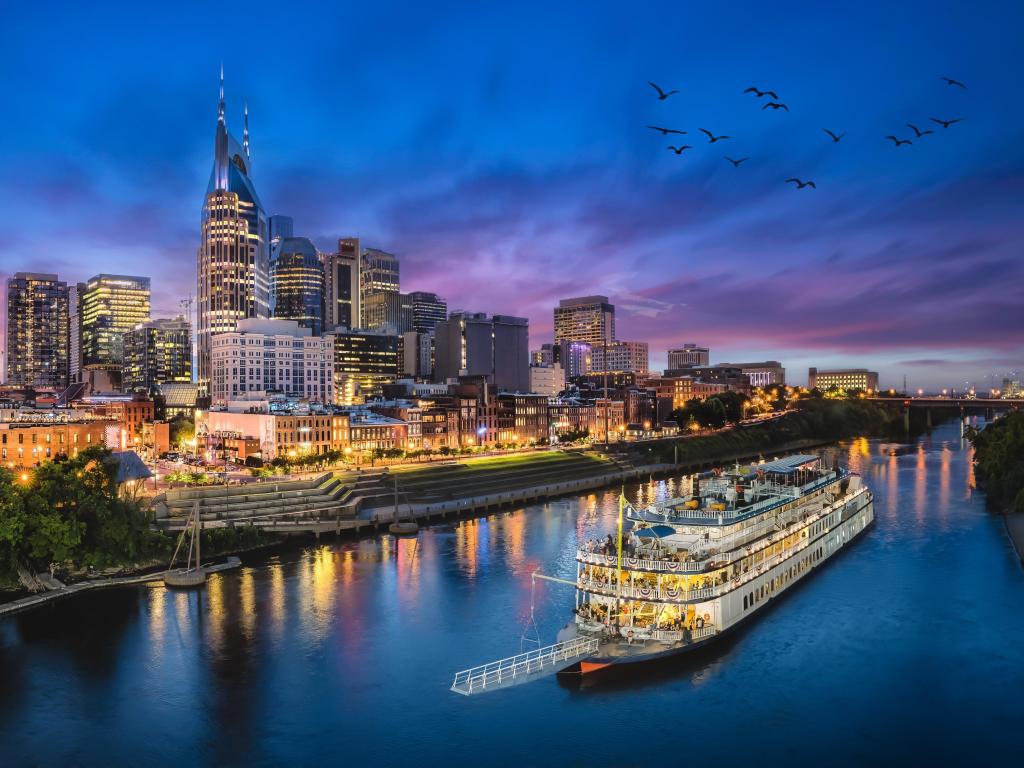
[194, 501, 201, 571]
[615, 490, 624, 630]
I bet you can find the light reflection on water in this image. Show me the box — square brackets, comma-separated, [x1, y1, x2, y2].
[1, 421, 1022, 767]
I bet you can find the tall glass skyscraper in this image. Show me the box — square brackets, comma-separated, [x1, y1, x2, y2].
[5, 273, 69, 390]
[196, 68, 270, 390]
[271, 237, 325, 336]
[79, 273, 151, 374]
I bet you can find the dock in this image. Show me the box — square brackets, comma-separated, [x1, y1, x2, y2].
[0, 557, 241, 618]
[450, 637, 600, 695]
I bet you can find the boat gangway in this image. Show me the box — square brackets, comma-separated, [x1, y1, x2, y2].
[450, 637, 600, 695]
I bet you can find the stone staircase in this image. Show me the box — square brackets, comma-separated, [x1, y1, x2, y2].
[154, 472, 359, 526]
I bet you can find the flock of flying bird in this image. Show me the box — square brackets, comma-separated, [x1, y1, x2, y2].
[645, 76, 967, 189]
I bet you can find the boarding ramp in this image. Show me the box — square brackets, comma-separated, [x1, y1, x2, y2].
[450, 637, 599, 695]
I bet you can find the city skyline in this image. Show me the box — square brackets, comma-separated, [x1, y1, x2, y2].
[1, 2, 1022, 388]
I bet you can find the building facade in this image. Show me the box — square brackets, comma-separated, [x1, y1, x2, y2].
[667, 344, 710, 369]
[721, 361, 786, 388]
[557, 340, 592, 380]
[434, 312, 530, 392]
[197, 70, 270, 389]
[5, 273, 70, 390]
[210, 319, 334, 405]
[0, 419, 108, 468]
[553, 295, 615, 346]
[122, 317, 193, 393]
[529, 363, 565, 396]
[271, 237, 325, 335]
[409, 291, 447, 333]
[590, 340, 649, 374]
[79, 274, 151, 382]
[328, 328, 399, 405]
[324, 237, 361, 332]
[360, 247, 401, 331]
[808, 368, 879, 392]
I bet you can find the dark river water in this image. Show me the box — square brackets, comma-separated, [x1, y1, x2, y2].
[2, 420, 1023, 767]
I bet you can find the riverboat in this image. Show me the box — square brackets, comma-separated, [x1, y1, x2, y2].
[559, 454, 874, 677]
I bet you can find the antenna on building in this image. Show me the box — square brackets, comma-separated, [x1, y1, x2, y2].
[243, 102, 250, 157]
[218, 64, 225, 124]
[180, 294, 194, 323]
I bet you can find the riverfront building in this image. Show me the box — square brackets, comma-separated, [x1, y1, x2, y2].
[554, 296, 615, 346]
[324, 237, 361, 331]
[5, 273, 70, 390]
[79, 274, 151, 383]
[122, 317, 192, 392]
[667, 344, 710, 368]
[271, 237, 326, 335]
[210, 319, 333, 405]
[808, 367, 879, 392]
[197, 70, 271, 389]
[197, 405, 409, 461]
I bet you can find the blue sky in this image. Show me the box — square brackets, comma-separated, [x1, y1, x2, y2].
[1, 0, 1021, 389]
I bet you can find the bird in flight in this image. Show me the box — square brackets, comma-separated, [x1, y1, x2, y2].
[724, 156, 749, 167]
[648, 81, 679, 100]
[785, 178, 816, 189]
[667, 145, 693, 155]
[699, 128, 731, 143]
[823, 129, 847, 143]
[930, 117, 963, 129]
[743, 86, 779, 99]
[762, 101, 789, 111]
[885, 135, 913, 146]
[906, 123, 934, 138]
[647, 125, 687, 135]
[940, 77, 967, 89]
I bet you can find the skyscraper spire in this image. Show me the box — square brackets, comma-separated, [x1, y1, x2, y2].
[218, 63, 225, 124]
[243, 102, 250, 157]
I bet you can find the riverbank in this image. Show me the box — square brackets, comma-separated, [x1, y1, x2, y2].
[1004, 516, 1024, 566]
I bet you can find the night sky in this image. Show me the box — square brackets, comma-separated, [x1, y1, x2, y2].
[2, 1, 1021, 389]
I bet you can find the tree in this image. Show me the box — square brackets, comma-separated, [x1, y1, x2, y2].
[169, 416, 196, 451]
[0, 470, 27, 580]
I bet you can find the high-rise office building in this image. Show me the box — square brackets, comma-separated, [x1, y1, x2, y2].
[324, 237, 361, 331]
[197, 69, 270, 390]
[5, 273, 70, 390]
[553, 296, 615, 346]
[401, 330, 434, 379]
[667, 344, 710, 368]
[122, 317, 193, 392]
[531, 343, 555, 366]
[434, 312, 529, 392]
[328, 328, 399, 404]
[360, 247, 401, 331]
[409, 291, 447, 333]
[271, 237, 325, 335]
[556, 340, 592, 379]
[269, 215, 294, 264]
[69, 283, 82, 383]
[79, 274, 151, 381]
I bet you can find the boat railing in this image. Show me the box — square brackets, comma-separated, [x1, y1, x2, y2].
[450, 636, 600, 695]
[577, 578, 718, 603]
[576, 550, 710, 573]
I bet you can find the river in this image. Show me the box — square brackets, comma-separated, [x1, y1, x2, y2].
[2, 421, 1022, 766]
